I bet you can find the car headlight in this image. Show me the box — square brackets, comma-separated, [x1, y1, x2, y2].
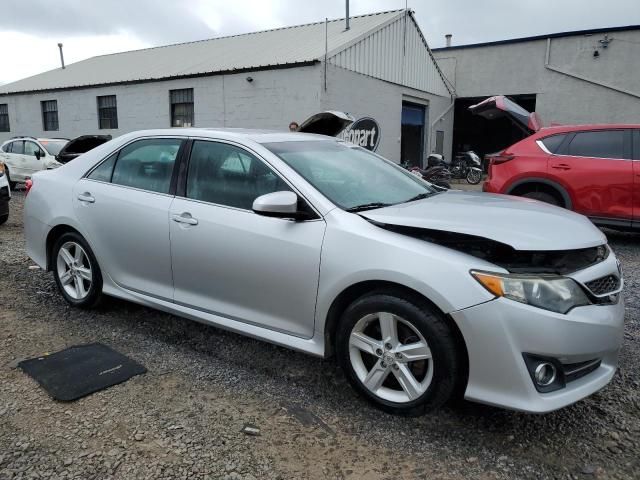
[0, 162, 4, 177]
[471, 270, 591, 314]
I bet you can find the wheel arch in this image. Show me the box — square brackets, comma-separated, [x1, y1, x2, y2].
[505, 177, 572, 209]
[323, 280, 469, 389]
[45, 224, 83, 271]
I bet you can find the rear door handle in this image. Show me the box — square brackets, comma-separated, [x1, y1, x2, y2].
[77, 192, 95, 203]
[551, 163, 571, 170]
[172, 212, 198, 226]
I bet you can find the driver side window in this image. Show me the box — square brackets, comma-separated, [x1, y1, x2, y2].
[24, 141, 41, 157]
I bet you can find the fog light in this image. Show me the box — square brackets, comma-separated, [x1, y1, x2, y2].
[534, 362, 557, 387]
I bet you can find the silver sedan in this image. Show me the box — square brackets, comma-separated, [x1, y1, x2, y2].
[24, 129, 624, 415]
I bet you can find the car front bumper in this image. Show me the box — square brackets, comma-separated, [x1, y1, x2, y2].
[450, 294, 624, 413]
[0, 185, 10, 217]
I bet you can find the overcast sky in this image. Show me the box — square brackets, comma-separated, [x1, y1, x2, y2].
[1, 0, 638, 85]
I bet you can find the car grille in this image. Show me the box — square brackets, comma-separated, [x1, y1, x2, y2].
[584, 275, 620, 296]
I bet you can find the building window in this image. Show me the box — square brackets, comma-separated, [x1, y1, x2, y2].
[0, 104, 9, 132]
[97, 95, 118, 129]
[41, 100, 59, 131]
[170, 88, 194, 127]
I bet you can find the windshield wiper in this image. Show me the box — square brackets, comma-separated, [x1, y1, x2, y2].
[346, 202, 392, 213]
[402, 192, 436, 204]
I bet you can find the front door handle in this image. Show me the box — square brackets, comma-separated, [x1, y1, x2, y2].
[77, 192, 95, 203]
[172, 212, 198, 226]
[551, 163, 571, 170]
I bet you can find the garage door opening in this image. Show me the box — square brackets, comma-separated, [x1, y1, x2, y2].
[401, 102, 427, 168]
[452, 94, 536, 166]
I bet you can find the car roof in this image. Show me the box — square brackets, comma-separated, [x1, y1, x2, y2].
[536, 124, 640, 136]
[116, 128, 337, 144]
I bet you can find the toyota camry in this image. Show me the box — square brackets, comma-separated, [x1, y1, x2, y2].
[24, 128, 624, 415]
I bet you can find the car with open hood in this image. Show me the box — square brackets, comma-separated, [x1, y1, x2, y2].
[23, 128, 624, 415]
[55, 135, 112, 164]
[471, 96, 640, 231]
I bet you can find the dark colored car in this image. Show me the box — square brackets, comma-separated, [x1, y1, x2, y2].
[56, 135, 112, 164]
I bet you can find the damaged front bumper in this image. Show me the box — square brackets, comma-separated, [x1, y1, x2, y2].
[450, 252, 625, 413]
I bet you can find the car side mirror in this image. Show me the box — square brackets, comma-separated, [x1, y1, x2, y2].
[252, 191, 311, 220]
[34, 150, 42, 160]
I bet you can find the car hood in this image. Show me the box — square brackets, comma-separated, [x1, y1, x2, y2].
[56, 135, 112, 163]
[469, 95, 541, 133]
[360, 190, 606, 251]
[297, 111, 354, 136]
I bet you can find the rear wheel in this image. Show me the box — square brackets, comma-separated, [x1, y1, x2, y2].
[0, 213, 7, 225]
[521, 191, 560, 206]
[52, 232, 103, 308]
[336, 291, 460, 416]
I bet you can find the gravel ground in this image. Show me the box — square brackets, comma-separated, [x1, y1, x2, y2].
[0, 191, 638, 480]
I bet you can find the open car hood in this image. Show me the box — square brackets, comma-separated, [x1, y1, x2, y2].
[297, 111, 354, 136]
[56, 135, 112, 163]
[469, 96, 541, 133]
[360, 190, 605, 252]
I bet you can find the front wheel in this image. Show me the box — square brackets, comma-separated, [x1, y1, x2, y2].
[336, 291, 461, 416]
[52, 232, 103, 308]
[466, 168, 482, 185]
[0, 213, 7, 225]
[5, 167, 17, 190]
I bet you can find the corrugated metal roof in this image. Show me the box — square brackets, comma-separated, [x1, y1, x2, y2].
[329, 12, 451, 97]
[0, 10, 405, 95]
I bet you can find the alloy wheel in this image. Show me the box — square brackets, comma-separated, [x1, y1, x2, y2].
[348, 312, 433, 403]
[56, 241, 93, 300]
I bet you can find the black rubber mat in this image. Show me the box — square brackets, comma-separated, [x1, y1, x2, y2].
[19, 343, 147, 402]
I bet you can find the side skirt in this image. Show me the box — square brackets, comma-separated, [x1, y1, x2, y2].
[101, 282, 326, 358]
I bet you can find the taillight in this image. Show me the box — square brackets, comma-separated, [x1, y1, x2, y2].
[491, 153, 515, 164]
[0, 162, 4, 177]
[25, 179, 33, 196]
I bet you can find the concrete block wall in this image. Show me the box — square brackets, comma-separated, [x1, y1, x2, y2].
[434, 29, 640, 126]
[0, 65, 322, 142]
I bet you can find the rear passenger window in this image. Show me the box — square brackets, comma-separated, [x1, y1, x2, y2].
[88, 153, 117, 182]
[111, 139, 181, 194]
[11, 141, 24, 155]
[567, 130, 626, 159]
[540, 134, 566, 154]
[186, 141, 291, 210]
[1, 142, 11, 153]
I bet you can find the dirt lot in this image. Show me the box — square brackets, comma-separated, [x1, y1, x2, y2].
[1, 191, 639, 480]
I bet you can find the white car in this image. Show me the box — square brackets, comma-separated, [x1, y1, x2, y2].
[0, 160, 9, 225]
[0, 136, 68, 187]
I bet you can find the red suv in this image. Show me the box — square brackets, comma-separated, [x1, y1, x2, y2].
[473, 98, 640, 231]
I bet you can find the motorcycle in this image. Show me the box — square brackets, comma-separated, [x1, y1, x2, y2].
[451, 151, 483, 184]
[401, 155, 451, 189]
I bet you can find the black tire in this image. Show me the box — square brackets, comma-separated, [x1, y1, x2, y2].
[5, 167, 17, 190]
[466, 169, 482, 185]
[0, 213, 7, 225]
[521, 191, 560, 206]
[336, 291, 461, 416]
[52, 232, 103, 308]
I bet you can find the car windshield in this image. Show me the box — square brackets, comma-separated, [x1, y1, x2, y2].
[39, 139, 68, 156]
[263, 141, 437, 211]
